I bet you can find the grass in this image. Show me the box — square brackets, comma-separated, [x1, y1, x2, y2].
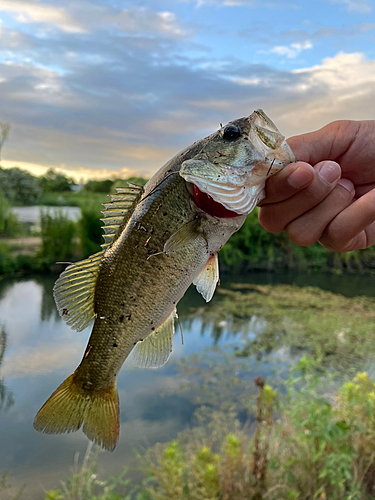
[186, 283, 375, 376]
[138, 360, 375, 500]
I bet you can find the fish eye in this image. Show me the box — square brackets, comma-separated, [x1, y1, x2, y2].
[222, 124, 241, 141]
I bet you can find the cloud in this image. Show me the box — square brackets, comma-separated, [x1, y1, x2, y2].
[270, 40, 313, 59]
[330, 0, 372, 13]
[67, 3, 191, 39]
[239, 22, 375, 44]
[0, 1, 190, 39]
[293, 51, 374, 90]
[281, 23, 375, 42]
[185, 0, 298, 7]
[186, 51, 375, 140]
[0, 0, 84, 33]
[0, 2, 374, 181]
[1, 343, 83, 378]
[275, 52, 375, 136]
[2, 49, 375, 179]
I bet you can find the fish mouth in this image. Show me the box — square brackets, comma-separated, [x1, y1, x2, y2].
[191, 176, 265, 216]
[180, 109, 296, 216]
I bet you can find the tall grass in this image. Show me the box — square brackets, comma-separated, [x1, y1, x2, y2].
[140, 360, 375, 500]
[0, 190, 19, 237]
[78, 201, 103, 257]
[38, 209, 76, 269]
[44, 442, 131, 500]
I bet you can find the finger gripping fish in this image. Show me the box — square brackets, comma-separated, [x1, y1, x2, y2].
[33, 110, 296, 450]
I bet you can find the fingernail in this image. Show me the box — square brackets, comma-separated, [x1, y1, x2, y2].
[318, 161, 341, 185]
[338, 178, 354, 192]
[288, 167, 314, 189]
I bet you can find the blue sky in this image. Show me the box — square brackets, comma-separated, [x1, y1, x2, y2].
[0, 0, 374, 181]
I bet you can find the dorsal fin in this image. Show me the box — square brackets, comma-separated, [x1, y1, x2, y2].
[53, 251, 104, 332]
[101, 183, 144, 250]
[130, 310, 176, 368]
[193, 253, 219, 302]
[54, 183, 143, 332]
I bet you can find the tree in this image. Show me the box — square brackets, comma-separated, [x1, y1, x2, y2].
[40, 169, 76, 193]
[0, 167, 42, 204]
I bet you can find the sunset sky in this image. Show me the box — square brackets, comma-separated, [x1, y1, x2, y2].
[0, 0, 374, 182]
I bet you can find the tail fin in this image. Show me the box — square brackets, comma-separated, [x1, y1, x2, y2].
[33, 373, 119, 451]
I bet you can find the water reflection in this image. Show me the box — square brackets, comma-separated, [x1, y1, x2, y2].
[36, 274, 61, 323]
[0, 326, 14, 413]
[1, 271, 375, 497]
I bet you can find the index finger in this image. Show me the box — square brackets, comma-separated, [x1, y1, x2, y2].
[259, 161, 315, 205]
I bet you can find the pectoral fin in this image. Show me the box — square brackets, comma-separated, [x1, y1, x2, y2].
[193, 253, 219, 302]
[163, 219, 202, 254]
[131, 310, 176, 368]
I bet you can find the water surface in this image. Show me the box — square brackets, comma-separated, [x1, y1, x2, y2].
[11, 206, 81, 232]
[0, 271, 374, 497]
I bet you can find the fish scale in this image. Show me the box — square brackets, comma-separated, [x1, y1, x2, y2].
[34, 109, 297, 450]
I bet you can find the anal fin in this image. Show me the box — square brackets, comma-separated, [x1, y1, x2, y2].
[131, 311, 176, 368]
[193, 253, 219, 302]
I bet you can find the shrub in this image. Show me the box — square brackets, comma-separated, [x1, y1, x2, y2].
[79, 202, 103, 257]
[38, 209, 76, 269]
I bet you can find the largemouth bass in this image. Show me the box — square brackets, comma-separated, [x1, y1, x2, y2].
[34, 110, 296, 450]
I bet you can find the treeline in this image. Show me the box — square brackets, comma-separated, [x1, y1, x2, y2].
[220, 208, 375, 273]
[0, 166, 147, 206]
[0, 165, 375, 275]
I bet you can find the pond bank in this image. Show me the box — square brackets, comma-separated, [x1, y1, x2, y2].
[2, 273, 375, 499]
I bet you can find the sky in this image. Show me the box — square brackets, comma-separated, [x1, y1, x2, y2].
[0, 0, 374, 182]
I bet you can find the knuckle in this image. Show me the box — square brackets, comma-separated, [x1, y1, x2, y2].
[320, 226, 348, 252]
[258, 208, 285, 233]
[286, 222, 318, 247]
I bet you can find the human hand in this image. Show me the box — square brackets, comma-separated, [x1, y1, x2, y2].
[258, 120, 375, 251]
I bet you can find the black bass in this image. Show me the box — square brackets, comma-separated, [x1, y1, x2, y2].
[34, 110, 296, 450]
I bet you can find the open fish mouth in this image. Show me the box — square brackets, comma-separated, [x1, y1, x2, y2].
[180, 109, 297, 216]
[191, 178, 265, 215]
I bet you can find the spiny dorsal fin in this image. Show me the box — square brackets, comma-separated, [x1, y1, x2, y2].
[53, 251, 104, 332]
[101, 183, 144, 250]
[193, 253, 219, 302]
[131, 310, 176, 368]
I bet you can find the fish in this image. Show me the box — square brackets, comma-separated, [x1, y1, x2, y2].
[33, 109, 296, 451]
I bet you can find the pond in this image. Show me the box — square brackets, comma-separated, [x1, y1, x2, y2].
[11, 206, 81, 231]
[1, 271, 375, 498]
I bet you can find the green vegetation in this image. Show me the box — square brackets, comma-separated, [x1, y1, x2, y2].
[34, 364, 375, 500]
[0, 327, 14, 414]
[0, 167, 42, 205]
[3, 284, 375, 498]
[0, 166, 147, 207]
[43, 443, 131, 500]
[187, 283, 375, 374]
[78, 201, 104, 257]
[220, 207, 375, 273]
[0, 191, 19, 238]
[0, 161, 375, 277]
[37, 209, 77, 269]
